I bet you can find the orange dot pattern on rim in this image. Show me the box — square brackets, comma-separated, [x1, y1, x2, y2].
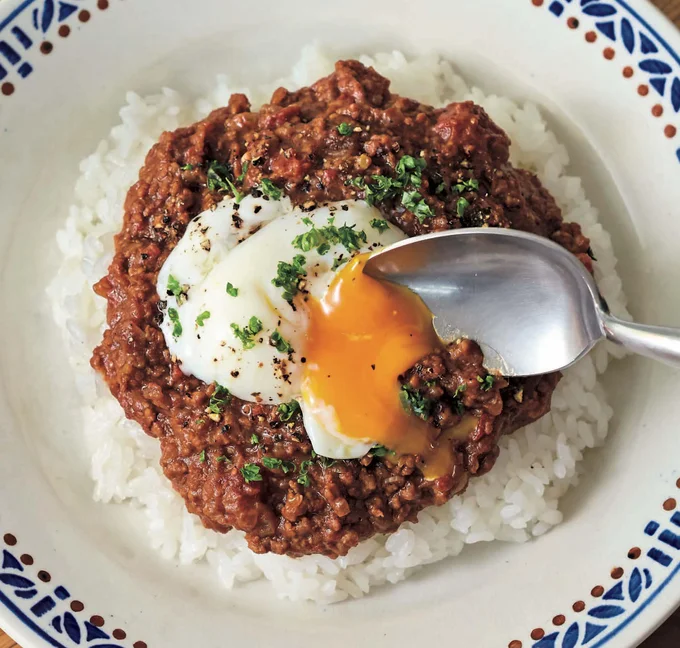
[603, 47, 615, 60]
[652, 104, 664, 117]
[623, 66, 634, 78]
[531, 628, 545, 641]
[591, 585, 605, 597]
[553, 614, 566, 626]
[1, 82, 14, 96]
[628, 546, 642, 559]
[611, 567, 624, 580]
[585, 30, 597, 43]
[663, 497, 677, 511]
[508, 641, 523, 648]
[666, 125, 678, 138]
[573, 601, 586, 613]
[567, 17, 579, 29]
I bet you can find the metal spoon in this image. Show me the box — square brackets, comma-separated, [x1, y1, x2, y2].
[364, 228, 680, 376]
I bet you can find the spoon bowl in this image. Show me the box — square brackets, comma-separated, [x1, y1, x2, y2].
[364, 228, 680, 376]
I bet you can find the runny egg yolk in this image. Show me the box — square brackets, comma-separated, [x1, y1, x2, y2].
[303, 253, 475, 479]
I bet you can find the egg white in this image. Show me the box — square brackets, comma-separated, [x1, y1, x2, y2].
[157, 196, 407, 457]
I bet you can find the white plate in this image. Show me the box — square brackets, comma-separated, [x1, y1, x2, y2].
[1, 1, 680, 647]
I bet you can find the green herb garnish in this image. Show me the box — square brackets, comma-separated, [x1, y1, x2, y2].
[271, 330, 294, 354]
[196, 311, 211, 327]
[456, 197, 469, 218]
[297, 459, 312, 486]
[167, 308, 182, 338]
[199, 450, 206, 463]
[250, 434, 259, 445]
[278, 400, 300, 422]
[293, 220, 368, 256]
[260, 178, 282, 201]
[237, 161, 249, 183]
[241, 463, 262, 483]
[216, 455, 229, 462]
[401, 190, 434, 223]
[231, 316, 263, 349]
[477, 375, 495, 392]
[167, 274, 182, 298]
[206, 160, 243, 203]
[272, 255, 307, 302]
[180, 164, 194, 171]
[453, 178, 479, 193]
[400, 384, 433, 420]
[318, 456, 337, 469]
[369, 218, 389, 233]
[208, 384, 231, 415]
[331, 255, 348, 271]
[226, 282, 239, 297]
[262, 456, 295, 473]
[337, 122, 353, 136]
[369, 445, 389, 457]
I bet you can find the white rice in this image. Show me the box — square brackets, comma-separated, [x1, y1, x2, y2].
[47, 45, 629, 604]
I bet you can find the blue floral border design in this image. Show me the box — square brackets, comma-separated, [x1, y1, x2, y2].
[0, 0, 680, 646]
[529, 507, 680, 648]
[0, 536, 130, 647]
[545, 0, 680, 163]
[0, 0, 93, 90]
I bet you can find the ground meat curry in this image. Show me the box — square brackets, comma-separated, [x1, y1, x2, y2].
[92, 61, 592, 558]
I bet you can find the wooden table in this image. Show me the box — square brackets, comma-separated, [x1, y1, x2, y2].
[1, 1, 679, 647]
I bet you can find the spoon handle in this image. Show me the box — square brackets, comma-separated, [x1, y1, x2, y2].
[601, 314, 680, 368]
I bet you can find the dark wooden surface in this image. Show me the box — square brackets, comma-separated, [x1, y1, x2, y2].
[1, 1, 679, 647]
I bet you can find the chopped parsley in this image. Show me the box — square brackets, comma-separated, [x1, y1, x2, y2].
[262, 456, 295, 473]
[456, 197, 469, 218]
[226, 282, 239, 297]
[395, 154, 426, 185]
[271, 330, 294, 354]
[400, 384, 433, 420]
[240, 463, 262, 483]
[477, 375, 495, 392]
[369, 218, 389, 233]
[331, 255, 348, 271]
[180, 163, 194, 171]
[250, 433, 259, 445]
[196, 311, 211, 327]
[167, 308, 182, 338]
[272, 254, 307, 302]
[337, 122, 353, 136]
[369, 445, 389, 458]
[167, 274, 182, 298]
[216, 455, 229, 463]
[231, 316, 263, 350]
[402, 190, 434, 223]
[237, 161, 249, 183]
[453, 178, 479, 193]
[199, 450, 206, 463]
[208, 384, 231, 415]
[452, 383, 467, 416]
[292, 220, 368, 256]
[297, 459, 312, 486]
[206, 160, 243, 203]
[260, 178, 282, 201]
[317, 456, 336, 469]
[348, 154, 433, 221]
[278, 400, 300, 421]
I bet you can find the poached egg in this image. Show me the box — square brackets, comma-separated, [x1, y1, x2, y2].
[157, 195, 456, 469]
